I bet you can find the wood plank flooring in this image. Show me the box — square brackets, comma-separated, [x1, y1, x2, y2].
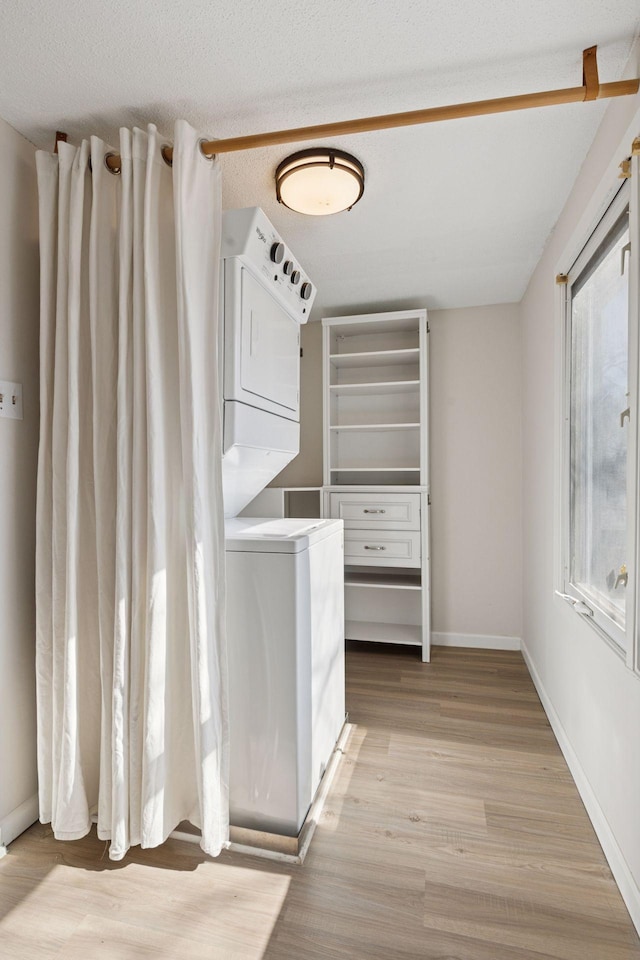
[1, 644, 639, 959]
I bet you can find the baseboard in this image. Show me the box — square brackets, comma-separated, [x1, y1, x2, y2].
[432, 631, 521, 651]
[0, 793, 39, 854]
[521, 640, 640, 936]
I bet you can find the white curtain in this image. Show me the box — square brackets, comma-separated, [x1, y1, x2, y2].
[35, 121, 228, 861]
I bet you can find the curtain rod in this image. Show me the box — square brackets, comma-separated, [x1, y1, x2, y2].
[101, 46, 638, 172]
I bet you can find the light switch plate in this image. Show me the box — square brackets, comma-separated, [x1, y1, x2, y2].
[0, 381, 23, 420]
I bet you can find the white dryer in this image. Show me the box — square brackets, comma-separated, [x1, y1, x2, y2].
[220, 208, 316, 518]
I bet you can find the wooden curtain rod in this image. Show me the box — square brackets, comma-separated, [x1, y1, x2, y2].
[103, 46, 638, 172]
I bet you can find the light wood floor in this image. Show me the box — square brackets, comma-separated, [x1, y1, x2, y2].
[2, 644, 639, 960]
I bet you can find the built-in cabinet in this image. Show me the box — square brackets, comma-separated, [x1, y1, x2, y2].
[241, 308, 431, 661]
[322, 310, 430, 661]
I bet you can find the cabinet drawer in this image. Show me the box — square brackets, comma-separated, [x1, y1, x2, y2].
[329, 493, 421, 530]
[344, 530, 421, 568]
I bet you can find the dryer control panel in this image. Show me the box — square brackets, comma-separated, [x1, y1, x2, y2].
[221, 207, 316, 323]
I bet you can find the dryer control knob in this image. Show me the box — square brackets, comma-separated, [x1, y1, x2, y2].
[290, 270, 300, 285]
[300, 282, 313, 300]
[282, 260, 293, 276]
[270, 242, 285, 264]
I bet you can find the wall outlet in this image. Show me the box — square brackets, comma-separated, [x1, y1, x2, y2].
[0, 381, 23, 420]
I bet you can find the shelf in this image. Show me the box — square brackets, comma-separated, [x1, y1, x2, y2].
[329, 380, 420, 397]
[331, 470, 421, 485]
[324, 311, 428, 652]
[268, 486, 323, 492]
[327, 484, 427, 491]
[330, 422, 420, 432]
[330, 466, 420, 473]
[329, 349, 420, 368]
[345, 620, 422, 646]
[345, 572, 422, 590]
[326, 314, 423, 336]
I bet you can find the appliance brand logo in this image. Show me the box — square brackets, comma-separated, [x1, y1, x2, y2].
[255, 227, 266, 243]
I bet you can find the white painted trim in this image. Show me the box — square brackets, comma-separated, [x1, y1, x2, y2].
[322, 322, 330, 487]
[521, 640, 640, 935]
[556, 182, 632, 653]
[0, 793, 39, 851]
[553, 102, 640, 673]
[555, 104, 640, 279]
[432, 631, 520, 651]
[629, 150, 640, 676]
[419, 315, 431, 664]
[420, 489, 431, 663]
[321, 308, 427, 327]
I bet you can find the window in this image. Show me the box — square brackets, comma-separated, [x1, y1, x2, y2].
[561, 181, 636, 653]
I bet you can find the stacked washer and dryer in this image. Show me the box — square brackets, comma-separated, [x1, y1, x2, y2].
[219, 208, 345, 841]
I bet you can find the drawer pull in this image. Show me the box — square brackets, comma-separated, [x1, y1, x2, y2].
[363, 508, 386, 514]
[364, 545, 386, 551]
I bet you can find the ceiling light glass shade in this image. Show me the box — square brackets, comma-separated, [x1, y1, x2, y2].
[275, 148, 365, 216]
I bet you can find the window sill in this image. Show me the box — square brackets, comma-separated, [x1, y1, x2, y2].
[555, 589, 628, 663]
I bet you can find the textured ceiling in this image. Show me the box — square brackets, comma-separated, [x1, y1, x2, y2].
[1, 0, 639, 314]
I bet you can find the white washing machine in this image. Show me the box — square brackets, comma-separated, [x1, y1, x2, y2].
[225, 518, 345, 837]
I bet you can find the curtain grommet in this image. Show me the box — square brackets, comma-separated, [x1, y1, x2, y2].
[104, 152, 121, 175]
[161, 145, 173, 168]
[199, 139, 215, 161]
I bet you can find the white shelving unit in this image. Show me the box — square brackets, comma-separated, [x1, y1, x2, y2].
[322, 309, 431, 661]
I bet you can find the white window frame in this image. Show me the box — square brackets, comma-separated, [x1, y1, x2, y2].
[631, 146, 640, 677]
[557, 156, 640, 672]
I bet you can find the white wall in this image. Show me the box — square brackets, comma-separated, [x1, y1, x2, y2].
[0, 117, 39, 845]
[276, 319, 324, 488]
[430, 304, 522, 642]
[278, 303, 523, 644]
[520, 52, 640, 928]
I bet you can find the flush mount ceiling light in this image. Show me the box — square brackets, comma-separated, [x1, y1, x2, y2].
[275, 148, 365, 216]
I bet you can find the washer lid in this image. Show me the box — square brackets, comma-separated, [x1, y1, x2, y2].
[224, 517, 342, 553]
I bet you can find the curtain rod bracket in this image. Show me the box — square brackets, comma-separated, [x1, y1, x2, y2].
[582, 46, 600, 101]
[53, 131, 68, 154]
